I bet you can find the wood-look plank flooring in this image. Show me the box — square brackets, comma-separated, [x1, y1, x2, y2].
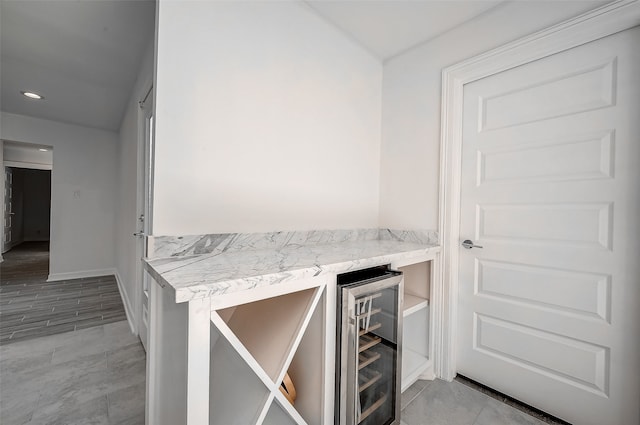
[1, 242, 127, 345]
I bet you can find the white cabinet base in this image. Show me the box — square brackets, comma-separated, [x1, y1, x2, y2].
[147, 252, 440, 425]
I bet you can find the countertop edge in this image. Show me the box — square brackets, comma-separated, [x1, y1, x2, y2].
[146, 244, 440, 304]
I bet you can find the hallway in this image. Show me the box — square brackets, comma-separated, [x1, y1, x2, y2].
[0, 242, 127, 345]
[0, 242, 49, 281]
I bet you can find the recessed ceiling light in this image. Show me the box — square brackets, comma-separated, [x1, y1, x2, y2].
[39, 148, 48, 152]
[21, 90, 44, 100]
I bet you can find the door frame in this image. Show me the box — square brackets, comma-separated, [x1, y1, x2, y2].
[135, 82, 154, 344]
[435, 0, 640, 381]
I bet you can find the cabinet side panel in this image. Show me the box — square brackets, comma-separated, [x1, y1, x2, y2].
[399, 262, 431, 300]
[148, 279, 188, 425]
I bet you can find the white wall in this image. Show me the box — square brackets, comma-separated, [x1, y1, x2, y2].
[3, 142, 53, 169]
[153, 0, 382, 235]
[115, 39, 154, 332]
[0, 112, 118, 279]
[378, 1, 608, 230]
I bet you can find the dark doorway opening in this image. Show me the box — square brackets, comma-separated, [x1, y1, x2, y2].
[3, 167, 52, 256]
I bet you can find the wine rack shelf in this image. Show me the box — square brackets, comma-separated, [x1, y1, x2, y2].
[209, 286, 325, 425]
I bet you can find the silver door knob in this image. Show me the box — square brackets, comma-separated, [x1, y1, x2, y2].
[462, 239, 483, 249]
[133, 231, 146, 237]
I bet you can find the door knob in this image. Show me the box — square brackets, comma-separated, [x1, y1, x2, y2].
[133, 231, 146, 237]
[461, 239, 483, 249]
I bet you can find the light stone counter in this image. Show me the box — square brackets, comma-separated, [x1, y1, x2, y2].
[144, 229, 439, 303]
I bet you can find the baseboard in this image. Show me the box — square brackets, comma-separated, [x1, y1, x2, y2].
[3, 239, 23, 253]
[47, 268, 118, 282]
[419, 364, 436, 381]
[114, 271, 137, 335]
[23, 237, 51, 242]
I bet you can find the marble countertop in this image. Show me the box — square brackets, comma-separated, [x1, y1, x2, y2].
[144, 229, 440, 303]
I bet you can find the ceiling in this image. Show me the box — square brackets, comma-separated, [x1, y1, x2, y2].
[0, 0, 155, 132]
[305, 0, 504, 60]
[0, 1, 606, 133]
[0, 0, 503, 133]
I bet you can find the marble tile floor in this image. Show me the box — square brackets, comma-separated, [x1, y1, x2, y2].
[401, 378, 566, 425]
[0, 298, 557, 425]
[0, 320, 145, 425]
[0, 318, 567, 425]
[1, 242, 126, 345]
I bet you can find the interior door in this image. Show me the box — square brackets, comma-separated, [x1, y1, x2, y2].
[2, 167, 13, 253]
[457, 27, 640, 425]
[137, 89, 154, 351]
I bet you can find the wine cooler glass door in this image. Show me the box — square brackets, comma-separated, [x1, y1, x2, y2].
[340, 272, 402, 425]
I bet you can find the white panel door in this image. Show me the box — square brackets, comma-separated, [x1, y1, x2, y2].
[138, 90, 154, 351]
[3, 167, 14, 253]
[457, 27, 640, 425]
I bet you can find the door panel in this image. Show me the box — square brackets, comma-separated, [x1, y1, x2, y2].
[477, 202, 612, 248]
[457, 27, 640, 425]
[479, 58, 616, 131]
[3, 167, 12, 252]
[478, 130, 614, 184]
[138, 91, 154, 351]
[476, 259, 610, 321]
[474, 314, 608, 395]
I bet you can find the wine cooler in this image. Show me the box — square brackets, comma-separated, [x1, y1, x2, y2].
[335, 265, 403, 425]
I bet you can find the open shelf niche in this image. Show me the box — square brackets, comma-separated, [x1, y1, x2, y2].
[286, 291, 325, 425]
[397, 261, 432, 391]
[209, 285, 325, 425]
[399, 261, 430, 317]
[209, 323, 270, 425]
